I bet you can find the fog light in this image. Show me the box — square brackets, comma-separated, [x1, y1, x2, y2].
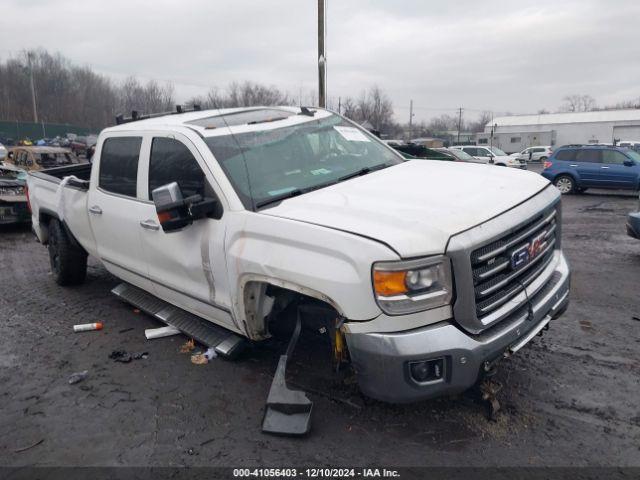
[409, 358, 444, 383]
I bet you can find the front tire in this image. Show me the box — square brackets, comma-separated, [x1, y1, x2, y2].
[48, 219, 87, 286]
[554, 175, 576, 194]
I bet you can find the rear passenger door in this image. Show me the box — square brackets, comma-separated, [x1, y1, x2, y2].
[88, 134, 153, 290]
[573, 149, 602, 187]
[137, 133, 237, 332]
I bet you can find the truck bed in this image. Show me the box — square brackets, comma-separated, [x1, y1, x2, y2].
[28, 163, 92, 186]
[27, 162, 97, 256]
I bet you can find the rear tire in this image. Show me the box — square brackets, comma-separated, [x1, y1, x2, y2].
[539, 156, 548, 162]
[48, 218, 87, 286]
[554, 175, 576, 194]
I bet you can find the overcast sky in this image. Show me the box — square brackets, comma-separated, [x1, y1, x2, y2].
[2, 0, 640, 123]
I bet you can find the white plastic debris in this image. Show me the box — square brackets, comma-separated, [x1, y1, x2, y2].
[68, 370, 89, 385]
[145, 326, 181, 340]
[204, 347, 217, 360]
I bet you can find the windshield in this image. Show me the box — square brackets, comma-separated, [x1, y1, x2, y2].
[489, 147, 507, 156]
[449, 149, 474, 160]
[204, 113, 404, 209]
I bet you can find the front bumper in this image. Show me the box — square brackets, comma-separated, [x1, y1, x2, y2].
[627, 212, 640, 239]
[345, 252, 570, 403]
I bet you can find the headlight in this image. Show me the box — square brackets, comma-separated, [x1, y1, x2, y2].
[372, 255, 453, 315]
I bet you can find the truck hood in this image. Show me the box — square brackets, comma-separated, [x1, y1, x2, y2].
[260, 160, 551, 257]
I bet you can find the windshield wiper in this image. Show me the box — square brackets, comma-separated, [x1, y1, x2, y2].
[334, 163, 390, 184]
[255, 188, 308, 209]
[255, 164, 391, 210]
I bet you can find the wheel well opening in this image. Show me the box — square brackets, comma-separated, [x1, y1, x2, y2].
[242, 281, 348, 367]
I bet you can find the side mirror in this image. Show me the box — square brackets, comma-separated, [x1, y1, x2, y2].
[152, 182, 219, 232]
[623, 159, 635, 167]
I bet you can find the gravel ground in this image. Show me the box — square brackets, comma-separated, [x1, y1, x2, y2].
[0, 186, 639, 468]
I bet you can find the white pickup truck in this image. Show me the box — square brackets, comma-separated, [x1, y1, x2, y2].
[27, 106, 570, 405]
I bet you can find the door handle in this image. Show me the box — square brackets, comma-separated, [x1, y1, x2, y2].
[88, 205, 102, 215]
[140, 219, 160, 231]
[569, 164, 578, 167]
[601, 166, 610, 169]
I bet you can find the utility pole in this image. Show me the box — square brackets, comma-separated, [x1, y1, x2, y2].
[409, 100, 415, 140]
[317, 0, 326, 108]
[338, 96, 341, 114]
[28, 52, 38, 123]
[457, 107, 463, 144]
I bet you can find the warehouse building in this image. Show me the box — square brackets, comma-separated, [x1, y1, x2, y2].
[476, 109, 640, 154]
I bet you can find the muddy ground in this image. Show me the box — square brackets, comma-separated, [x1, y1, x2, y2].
[0, 188, 639, 468]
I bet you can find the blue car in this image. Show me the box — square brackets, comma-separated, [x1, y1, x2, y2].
[541, 145, 640, 194]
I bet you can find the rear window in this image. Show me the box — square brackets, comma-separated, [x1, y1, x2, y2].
[554, 149, 576, 161]
[99, 137, 142, 197]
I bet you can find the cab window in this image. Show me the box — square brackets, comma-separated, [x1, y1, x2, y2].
[148, 137, 206, 199]
[99, 137, 142, 197]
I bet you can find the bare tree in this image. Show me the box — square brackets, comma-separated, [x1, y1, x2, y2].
[117, 76, 174, 114]
[559, 94, 597, 112]
[467, 111, 492, 133]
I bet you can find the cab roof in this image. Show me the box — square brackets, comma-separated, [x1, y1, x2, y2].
[104, 106, 310, 133]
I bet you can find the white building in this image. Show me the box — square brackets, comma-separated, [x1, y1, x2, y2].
[476, 109, 640, 153]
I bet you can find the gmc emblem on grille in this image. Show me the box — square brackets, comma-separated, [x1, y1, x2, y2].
[510, 232, 547, 270]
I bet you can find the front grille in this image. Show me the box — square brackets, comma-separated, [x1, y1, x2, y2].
[470, 207, 557, 319]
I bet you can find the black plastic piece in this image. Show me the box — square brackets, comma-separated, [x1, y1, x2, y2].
[262, 309, 313, 436]
[298, 106, 316, 116]
[115, 105, 203, 125]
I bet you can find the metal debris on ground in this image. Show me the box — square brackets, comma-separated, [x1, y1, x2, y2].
[109, 350, 148, 363]
[480, 378, 503, 421]
[68, 370, 89, 385]
[13, 439, 44, 453]
[179, 339, 195, 353]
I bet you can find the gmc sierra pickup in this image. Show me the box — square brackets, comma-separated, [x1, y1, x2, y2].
[27, 106, 570, 404]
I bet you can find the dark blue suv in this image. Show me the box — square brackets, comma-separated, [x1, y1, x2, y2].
[541, 145, 640, 194]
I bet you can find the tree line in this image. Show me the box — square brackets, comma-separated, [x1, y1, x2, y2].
[1, 49, 638, 138]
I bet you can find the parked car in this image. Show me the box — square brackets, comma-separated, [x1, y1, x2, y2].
[5, 146, 83, 172]
[434, 147, 483, 163]
[27, 106, 569, 410]
[0, 164, 29, 224]
[0, 142, 7, 161]
[450, 145, 526, 169]
[618, 140, 640, 153]
[388, 142, 452, 160]
[627, 193, 640, 239]
[512, 146, 553, 163]
[541, 145, 640, 194]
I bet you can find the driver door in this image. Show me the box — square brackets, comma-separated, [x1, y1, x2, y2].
[137, 132, 237, 331]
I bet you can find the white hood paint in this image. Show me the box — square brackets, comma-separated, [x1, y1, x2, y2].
[261, 160, 550, 258]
